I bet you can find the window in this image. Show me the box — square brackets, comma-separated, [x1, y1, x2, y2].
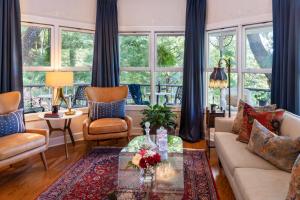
[206, 23, 273, 109]
[22, 23, 94, 113]
[119, 33, 184, 106]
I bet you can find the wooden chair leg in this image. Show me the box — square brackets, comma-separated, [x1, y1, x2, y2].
[96, 140, 100, 146]
[40, 152, 48, 170]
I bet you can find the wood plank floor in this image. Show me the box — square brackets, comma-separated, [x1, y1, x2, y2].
[0, 138, 235, 200]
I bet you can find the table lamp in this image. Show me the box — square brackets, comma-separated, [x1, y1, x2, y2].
[45, 72, 75, 115]
[209, 58, 231, 117]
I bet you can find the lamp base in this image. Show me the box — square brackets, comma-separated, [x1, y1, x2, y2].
[65, 108, 76, 116]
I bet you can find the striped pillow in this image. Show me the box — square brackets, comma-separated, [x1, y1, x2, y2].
[0, 109, 25, 137]
[89, 99, 126, 121]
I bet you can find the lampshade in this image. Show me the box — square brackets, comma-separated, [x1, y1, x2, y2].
[209, 67, 228, 88]
[45, 72, 74, 87]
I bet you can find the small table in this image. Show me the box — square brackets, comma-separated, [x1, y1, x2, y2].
[38, 110, 83, 159]
[206, 107, 225, 158]
[117, 135, 184, 199]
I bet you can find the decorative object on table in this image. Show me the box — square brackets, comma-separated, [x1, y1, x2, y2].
[143, 121, 157, 149]
[237, 102, 285, 143]
[205, 107, 225, 158]
[38, 148, 219, 200]
[248, 120, 300, 172]
[45, 71, 75, 115]
[210, 104, 219, 113]
[157, 127, 168, 160]
[209, 58, 232, 117]
[254, 91, 270, 106]
[128, 148, 161, 185]
[231, 99, 277, 134]
[141, 104, 177, 135]
[43, 113, 62, 118]
[286, 154, 300, 200]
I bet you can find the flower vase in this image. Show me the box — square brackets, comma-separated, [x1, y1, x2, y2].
[139, 167, 154, 186]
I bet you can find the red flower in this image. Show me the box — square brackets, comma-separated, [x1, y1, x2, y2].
[146, 156, 156, 165]
[139, 158, 147, 169]
[138, 149, 147, 156]
[153, 153, 161, 163]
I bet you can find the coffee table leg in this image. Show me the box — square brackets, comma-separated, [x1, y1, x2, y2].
[66, 119, 75, 146]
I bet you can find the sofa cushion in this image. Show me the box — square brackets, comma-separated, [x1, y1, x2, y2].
[234, 168, 290, 200]
[215, 132, 277, 176]
[0, 109, 25, 137]
[237, 103, 285, 143]
[89, 118, 128, 134]
[286, 154, 300, 200]
[0, 133, 46, 160]
[281, 112, 300, 139]
[248, 120, 300, 172]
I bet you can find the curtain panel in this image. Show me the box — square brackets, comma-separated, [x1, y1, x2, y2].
[179, 0, 206, 142]
[0, 0, 23, 102]
[92, 0, 120, 87]
[271, 0, 300, 114]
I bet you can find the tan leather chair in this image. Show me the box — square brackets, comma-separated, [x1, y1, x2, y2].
[83, 86, 132, 143]
[0, 91, 49, 170]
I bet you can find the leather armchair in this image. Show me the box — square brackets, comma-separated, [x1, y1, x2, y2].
[83, 86, 132, 143]
[0, 91, 49, 170]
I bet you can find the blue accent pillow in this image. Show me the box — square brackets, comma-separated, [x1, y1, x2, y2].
[89, 99, 126, 121]
[0, 109, 26, 137]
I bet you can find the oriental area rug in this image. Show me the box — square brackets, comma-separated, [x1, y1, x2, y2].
[38, 148, 219, 200]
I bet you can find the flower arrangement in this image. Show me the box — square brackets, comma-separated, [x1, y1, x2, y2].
[128, 149, 161, 169]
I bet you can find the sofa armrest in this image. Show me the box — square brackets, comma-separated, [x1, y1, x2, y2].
[26, 128, 49, 146]
[82, 118, 91, 137]
[215, 117, 235, 133]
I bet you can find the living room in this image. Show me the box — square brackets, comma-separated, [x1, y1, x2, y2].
[0, 0, 299, 199]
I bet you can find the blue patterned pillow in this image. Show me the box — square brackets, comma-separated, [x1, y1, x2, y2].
[89, 99, 126, 121]
[0, 109, 25, 137]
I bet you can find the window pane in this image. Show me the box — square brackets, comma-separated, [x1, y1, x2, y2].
[208, 31, 236, 68]
[157, 35, 184, 67]
[245, 26, 273, 69]
[120, 71, 151, 105]
[207, 72, 238, 110]
[74, 71, 92, 84]
[119, 35, 149, 67]
[243, 73, 271, 106]
[21, 25, 51, 67]
[61, 30, 94, 67]
[23, 72, 51, 112]
[155, 72, 183, 105]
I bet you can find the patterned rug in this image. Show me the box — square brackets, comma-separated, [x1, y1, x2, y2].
[38, 148, 219, 200]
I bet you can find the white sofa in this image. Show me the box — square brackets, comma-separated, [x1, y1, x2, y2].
[215, 112, 300, 200]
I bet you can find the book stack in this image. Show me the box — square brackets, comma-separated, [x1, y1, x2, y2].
[44, 113, 62, 118]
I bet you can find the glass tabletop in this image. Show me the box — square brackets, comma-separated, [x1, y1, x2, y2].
[117, 135, 184, 199]
[121, 135, 183, 153]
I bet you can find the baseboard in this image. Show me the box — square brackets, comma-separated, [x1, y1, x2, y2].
[48, 129, 144, 147]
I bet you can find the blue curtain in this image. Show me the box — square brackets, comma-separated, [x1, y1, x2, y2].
[0, 0, 23, 99]
[271, 0, 300, 115]
[92, 0, 119, 87]
[179, 0, 206, 142]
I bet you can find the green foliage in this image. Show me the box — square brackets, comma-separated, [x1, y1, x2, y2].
[254, 91, 270, 101]
[140, 104, 177, 130]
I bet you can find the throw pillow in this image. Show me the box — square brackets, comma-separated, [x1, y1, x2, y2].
[247, 120, 300, 172]
[286, 154, 300, 200]
[237, 102, 284, 143]
[0, 109, 25, 137]
[232, 100, 276, 134]
[89, 99, 126, 121]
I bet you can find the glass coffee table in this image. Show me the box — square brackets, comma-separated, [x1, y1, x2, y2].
[117, 135, 184, 200]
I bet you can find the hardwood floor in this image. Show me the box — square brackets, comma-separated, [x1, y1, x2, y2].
[0, 138, 235, 200]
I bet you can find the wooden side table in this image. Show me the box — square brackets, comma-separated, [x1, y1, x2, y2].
[206, 107, 225, 158]
[39, 110, 83, 159]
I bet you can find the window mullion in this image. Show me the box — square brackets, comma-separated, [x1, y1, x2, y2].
[150, 31, 156, 104]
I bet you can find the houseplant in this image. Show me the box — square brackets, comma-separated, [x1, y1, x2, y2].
[254, 91, 270, 106]
[140, 104, 177, 135]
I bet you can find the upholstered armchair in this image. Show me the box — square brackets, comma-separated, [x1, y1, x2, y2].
[83, 86, 132, 143]
[0, 91, 49, 170]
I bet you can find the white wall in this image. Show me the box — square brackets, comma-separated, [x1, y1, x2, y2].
[20, 0, 272, 28]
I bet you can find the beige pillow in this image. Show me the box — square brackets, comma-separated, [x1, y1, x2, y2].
[286, 154, 300, 200]
[231, 100, 276, 134]
[247, 120, 300, 172]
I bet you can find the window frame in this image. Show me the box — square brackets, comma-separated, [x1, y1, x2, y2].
[205, 22, 273, 107]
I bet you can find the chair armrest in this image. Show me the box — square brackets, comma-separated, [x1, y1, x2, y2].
[26, 128, 49, 146]
[215, 117, 235, 133]
[82, 118, 91, 138]
[124, 115, 132, 132]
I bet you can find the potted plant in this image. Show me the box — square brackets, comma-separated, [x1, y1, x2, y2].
[254, 91, 270, 106]
[140, 104, 177, 135]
